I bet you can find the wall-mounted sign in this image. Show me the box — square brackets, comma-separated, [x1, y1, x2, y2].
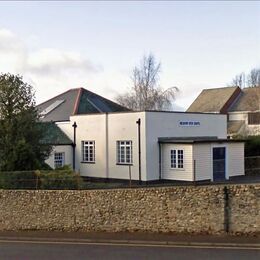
[179, 121, 200, 127]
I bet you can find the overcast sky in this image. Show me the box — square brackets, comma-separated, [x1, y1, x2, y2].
[0, 1, 259, 110]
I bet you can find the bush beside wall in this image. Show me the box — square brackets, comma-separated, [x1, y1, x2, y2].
[0, 171, 37, 189]
[244, 136, 260, 157]
[0, 168, 83, 190]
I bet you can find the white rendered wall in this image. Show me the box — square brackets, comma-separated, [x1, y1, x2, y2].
[70, 112, 146, 181]
[46, 145, 73, 169]
[193, 144, 212, 181]
[106, 112, 146, 181]
[56, 121, 74, 141]
[228, 112, 260, 135]
[228, 112, 247, 121]
[56, 111, 227, 181]
[145, 112, 227, 181]
[161, 144, 193, 181]
[71, 114, 107, 177]
[193, 142, 245, 181]
[227, 143, 245, 177]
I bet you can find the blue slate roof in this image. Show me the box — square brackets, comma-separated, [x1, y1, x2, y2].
[37, 88, 129, 122]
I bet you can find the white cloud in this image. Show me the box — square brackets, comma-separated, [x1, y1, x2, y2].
[0, 28, 194, 109]
[0, 28, 27, 73]
[27, 48, 100, 75]
[0, 29, 21, 52]
[0, 28, 102, 103]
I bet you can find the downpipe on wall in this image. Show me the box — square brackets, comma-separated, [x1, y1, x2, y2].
[136, 118, 141, 184]
[72, 122, 77, 171]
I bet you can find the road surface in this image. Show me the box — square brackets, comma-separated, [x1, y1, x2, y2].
[0, 239, 259, 260]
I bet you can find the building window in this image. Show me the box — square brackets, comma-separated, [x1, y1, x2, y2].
[82, 141, 95, 163]
[248, 112, 260, 125]
[117, 141, 132, 164]
[171, 149, 184, 169]
[54, 152, 65, 168]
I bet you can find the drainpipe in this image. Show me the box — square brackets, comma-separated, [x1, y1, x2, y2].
[72, 122, 77, 171]
[193, 159, 196, 183]
[105, 113, 109, 179]
[159, 142, 162, 180]
[136, 118, 141, 184]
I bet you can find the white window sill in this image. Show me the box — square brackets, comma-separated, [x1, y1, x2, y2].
[170, 168, 185, 171]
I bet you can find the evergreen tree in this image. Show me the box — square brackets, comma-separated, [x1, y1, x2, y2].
[0, 73, 51, 171]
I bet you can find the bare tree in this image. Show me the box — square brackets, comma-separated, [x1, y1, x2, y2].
[229, 67, 260, 88]
[247, 68, 260, 88]
[229, 72, 246, 88]
[116, 54, 178, 111]
[228, 68, 260, 110]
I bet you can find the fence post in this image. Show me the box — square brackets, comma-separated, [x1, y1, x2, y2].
[35, 173, 39, 190]
[77, 172, 80, 190]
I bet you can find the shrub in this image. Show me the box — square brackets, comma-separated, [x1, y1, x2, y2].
[233, 135, 260, 157]
[244, 136, 260, 157]
[36, 166, 83, 190]
[0, 171, 37, 189]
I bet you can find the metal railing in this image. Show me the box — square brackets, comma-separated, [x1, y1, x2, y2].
[0, 170, 83, 190]
[0, 157, 259, 190]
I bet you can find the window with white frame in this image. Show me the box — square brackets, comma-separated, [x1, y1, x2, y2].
[171, 149, 184, 169]
[54, 152, 65, 168]
[82, 141, 95, 163]
[117, 141, 132, 164]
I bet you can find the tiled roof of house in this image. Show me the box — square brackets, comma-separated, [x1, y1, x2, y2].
[40, 122, 73, 145]
[228, 87, 260, 112]
[37, 88, 129, 122]
[187, 86, 241, 113]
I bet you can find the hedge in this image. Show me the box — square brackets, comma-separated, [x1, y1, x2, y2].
[0, 166, 83, 190]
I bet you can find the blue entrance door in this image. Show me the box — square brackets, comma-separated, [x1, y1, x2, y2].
[213, 147, 226, 181]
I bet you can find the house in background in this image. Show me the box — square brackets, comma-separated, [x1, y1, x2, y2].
[38, 88, 245, 182]
[187, 86, 260, 137]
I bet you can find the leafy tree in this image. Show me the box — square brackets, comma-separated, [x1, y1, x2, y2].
[116, 53, 179, 110]
[0, 73, 52, 171]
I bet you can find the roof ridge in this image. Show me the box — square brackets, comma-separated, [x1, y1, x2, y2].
[37, 89, 73, 107]
[80, 87, 129, 110]
[202, 86, 239, 91]
[73, 88, 83, 115]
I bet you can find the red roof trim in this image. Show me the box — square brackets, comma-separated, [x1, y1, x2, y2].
[73, 88, 83, 115]
[220, 87, 241, 114]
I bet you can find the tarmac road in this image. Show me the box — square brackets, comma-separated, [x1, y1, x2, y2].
[0, 239, 260, 260]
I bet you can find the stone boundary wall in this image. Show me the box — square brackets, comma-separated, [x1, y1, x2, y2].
[0, 184, 259, 234]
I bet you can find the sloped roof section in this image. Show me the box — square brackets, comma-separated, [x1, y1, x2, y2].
[187, 87, 241, 113]
[37, 88, 129, 122]
[77, 88, 129, 114]
[37, 89, 79, 122]
[227, 121, 245, 135]
[228, 87, 260, 112]
[40, 122, 73, 145]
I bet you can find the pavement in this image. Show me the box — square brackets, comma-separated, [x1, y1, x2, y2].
[0, 231, 259, 248]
